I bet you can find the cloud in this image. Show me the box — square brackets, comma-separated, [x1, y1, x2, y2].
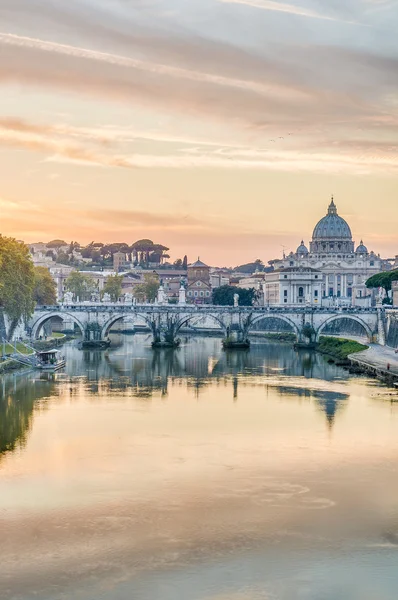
[1, 30, 396, 139]
[217, 0, 343, 21]
[1, 115, 397, 174]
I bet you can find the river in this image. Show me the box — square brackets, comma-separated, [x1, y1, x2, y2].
[1, 334, 398, 600]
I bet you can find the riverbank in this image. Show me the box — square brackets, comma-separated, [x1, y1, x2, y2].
[317, 337, 368, 365]
[348, 344, 398, 386]
[0, 358, 30, 374]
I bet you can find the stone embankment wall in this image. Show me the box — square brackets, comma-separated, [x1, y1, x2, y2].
[386, 312, 398, 349]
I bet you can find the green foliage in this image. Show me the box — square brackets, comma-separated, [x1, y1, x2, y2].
[0, 236, 35, 329]
[133, 273, 160, 303]
[302, 323, 315, 340]
[366, 270, 398, 295]
[212, 285, 256, 306]
[65, 271, 96, 301]
[33, 267, 57, 305]
[56, 251, 70, 265]
[318, 336, 368, 361]
[234, 259, 265, 274]
[46, 239, 67, 249]
[102, 274, 123, 302]
[183, 255, 188, 269]
[131, 240, 169, 266]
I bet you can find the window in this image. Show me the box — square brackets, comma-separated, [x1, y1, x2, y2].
[284, 298, 287, 303]
[284, 290, 288, 297]
[314, 290, 318, 298]
[200, 291, 204, 297]
[315, 275, 318, 279]
[196, 281, 201, 286]
[370, 261, 374, 266]
[284, 275, 287, 279]
[298, 287, 304, 297]
[194, 291, 198, 297]
[289, 261, 294, 266]
[206, 291, 210, 296]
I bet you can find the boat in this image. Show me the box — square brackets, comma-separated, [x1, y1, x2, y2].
[36, 349, 66, 371]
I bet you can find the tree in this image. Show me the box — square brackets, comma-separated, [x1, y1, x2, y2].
[102, 274, 123, 302]
[234, 259, 265, 274]
[133, 273, 160, 303]
[46, 250, 56, 260]
[131, 240, 169, 266]
[56, 252, 70, 265]
[0, 236, 35, 339]
[212, 285, 256, 306]
[366, 270, 398, 298]
[65, 271, 96, 301]
[46, 239, 67, 249]
[173, 258, 183, 268]
[33, 267, 57, 305]
[182, 255, 188, 269]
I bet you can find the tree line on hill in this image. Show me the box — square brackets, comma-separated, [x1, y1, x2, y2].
[43, 239, 187, 270]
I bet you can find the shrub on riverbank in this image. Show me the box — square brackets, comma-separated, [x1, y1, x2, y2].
[318, 337, 368, 362]
[0, 359, 29, 374]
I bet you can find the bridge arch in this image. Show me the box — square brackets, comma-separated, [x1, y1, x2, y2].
[316, 315, 373, 342]
[248, 314, 300, 338]
[175, 313, 227, 335]
[31, 312, 85, 339]
[101, 312, 154, 339]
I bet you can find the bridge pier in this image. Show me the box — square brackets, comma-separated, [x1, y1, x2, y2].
[148, 312, 182, 348]
[222, 312, 253, 349]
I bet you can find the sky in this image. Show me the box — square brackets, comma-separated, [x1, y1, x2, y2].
[0, 0, 397, 266]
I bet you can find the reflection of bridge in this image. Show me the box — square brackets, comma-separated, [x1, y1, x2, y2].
[29, 303, 384, 346]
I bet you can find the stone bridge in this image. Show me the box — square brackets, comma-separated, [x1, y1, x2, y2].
[28, 303, 384, 347]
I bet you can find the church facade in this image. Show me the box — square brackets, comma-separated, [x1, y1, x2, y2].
[266, 198, 390, 307]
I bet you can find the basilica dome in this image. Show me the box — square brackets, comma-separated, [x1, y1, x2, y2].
[355, 241, 368, 254]
[312, 198, 352, 240]
[296, 241, 309, 255]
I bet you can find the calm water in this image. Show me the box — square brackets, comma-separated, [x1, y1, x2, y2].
[1, 335, 398, 600]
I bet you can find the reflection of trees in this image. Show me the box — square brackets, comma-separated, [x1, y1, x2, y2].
[0, 374, 55, 460]
[0, 336, 353, 461]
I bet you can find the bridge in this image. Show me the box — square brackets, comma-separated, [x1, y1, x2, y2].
[28, 303, 385, 347]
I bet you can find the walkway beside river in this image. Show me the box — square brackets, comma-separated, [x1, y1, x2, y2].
[349, 344, 398, 381]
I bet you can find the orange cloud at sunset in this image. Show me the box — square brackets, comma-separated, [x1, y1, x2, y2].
[0, 0, 396, 264]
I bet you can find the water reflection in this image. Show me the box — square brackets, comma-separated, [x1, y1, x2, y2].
[0, 373, 56, 459]
[2, 335, 398, 600]
[0, 335, 351, 461]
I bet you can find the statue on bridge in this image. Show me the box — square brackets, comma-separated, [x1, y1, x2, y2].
[178, 282, 186, 305]
[63, 291, 73, 305]
[233, 293, 239, 308]
[124, 293, 133, 305]
[157, 284, 166, 305]
[102, 292, 111, 303]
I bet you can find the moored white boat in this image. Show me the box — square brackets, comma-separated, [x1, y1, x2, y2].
[36, 349, 66, 371]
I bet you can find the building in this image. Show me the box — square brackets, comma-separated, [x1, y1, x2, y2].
[210, 270, 230, 288]
[264, 267, 323, 306]
[269, 197, 389, 307]
[187, 259, 211, 304]
[113, 251, 127, 272]
[188, 258, 210, 285]
[393, 281, 398, 308]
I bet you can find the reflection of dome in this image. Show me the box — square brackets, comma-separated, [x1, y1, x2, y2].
[355, 240, 368, 254]
[296, 241, 308, 255]
[312, 198, 352, 240]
